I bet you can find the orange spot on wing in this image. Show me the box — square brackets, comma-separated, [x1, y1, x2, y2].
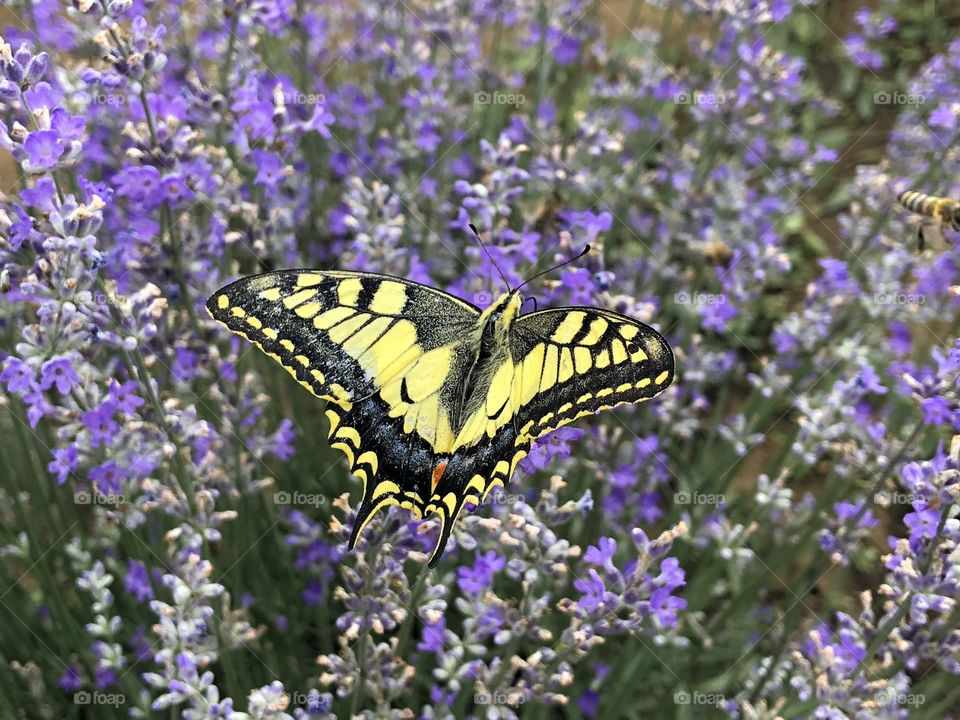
[431, 460, 449, 492]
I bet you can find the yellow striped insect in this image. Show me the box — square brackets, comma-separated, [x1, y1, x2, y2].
[207, 254, 674, 566]
[898, 190, 960, 251]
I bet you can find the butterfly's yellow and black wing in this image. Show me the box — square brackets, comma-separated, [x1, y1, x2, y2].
[206, 270, 482, 549]
[509, 307, 675, 440]
[426, 307, 675, 562]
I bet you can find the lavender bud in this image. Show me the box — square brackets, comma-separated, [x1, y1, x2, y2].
[107, 0, 132, 16]
[13, 44, 33, 68]
[24, 52, 47, 85]
[3, 59, 24, 85]
[0, 80, 19, 101]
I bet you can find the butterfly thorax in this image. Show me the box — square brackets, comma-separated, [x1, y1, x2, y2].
[450, 291, 522, 432]
[476, 291, 522, 356]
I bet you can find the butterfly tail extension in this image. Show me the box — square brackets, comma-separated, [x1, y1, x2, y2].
[425, 487, 476, 568]
[347, 491, 400, 551]
[423, 473, 463, 567]
[424, 433, 530, 566]
[427, 506, 456, 568]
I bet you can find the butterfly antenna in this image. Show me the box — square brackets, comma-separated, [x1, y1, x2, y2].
[516, 244, 591, 292]
[469, 223, 511, 293]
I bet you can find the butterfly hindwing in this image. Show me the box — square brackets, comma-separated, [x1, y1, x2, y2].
[507, 307, 674, 442]
[206, 269, 481, 542]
